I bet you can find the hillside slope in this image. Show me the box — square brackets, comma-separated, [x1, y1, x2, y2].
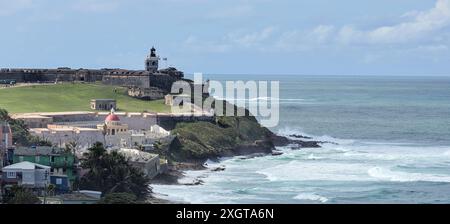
[0, 83, 170, 113]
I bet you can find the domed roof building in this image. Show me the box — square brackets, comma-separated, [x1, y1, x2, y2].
[105, 113, 120, 122]
[98, 109, 128, 136]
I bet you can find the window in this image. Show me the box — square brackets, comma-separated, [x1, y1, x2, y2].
[35, 156, 40, 163]
[56, 178, 62, 185]
[7, 172, 16, 179]
[51, 156, 55, 163]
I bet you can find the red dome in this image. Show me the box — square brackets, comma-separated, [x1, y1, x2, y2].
[105, 114, 120, 122]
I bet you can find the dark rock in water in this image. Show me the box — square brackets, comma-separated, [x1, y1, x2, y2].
[212, 167, 226, 172]
[184, 179, 204, 186]
[236, 153, 267, 160]
[272, 151, 284, 156]
[151, 169, 184, 185]
[270, 135, 291, 147]
[182, 179, 205, 186]
[270, 134, 322, 148]
[289, 134, 313, 139]
[293, 140, 322, 148]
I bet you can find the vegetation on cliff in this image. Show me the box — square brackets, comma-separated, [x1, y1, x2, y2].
[164, 101, 275, 162]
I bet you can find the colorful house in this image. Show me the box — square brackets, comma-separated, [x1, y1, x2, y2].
[1, 161, 51, 195]
[12, 147, 77, 185]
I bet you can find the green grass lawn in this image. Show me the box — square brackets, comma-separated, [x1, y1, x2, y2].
[0, 83, 171, 113]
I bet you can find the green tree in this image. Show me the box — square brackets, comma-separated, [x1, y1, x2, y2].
[65, 141, 79, 156]
[0, 108, 29, 145]
[80, 142, 151, 199]
[28, 136, 53, 147]
[4, 186, 41, 204]
[0, 108, 50, 146]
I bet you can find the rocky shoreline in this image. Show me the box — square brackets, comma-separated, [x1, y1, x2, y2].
[149, 132, 325, 203]
[147, 101, 328, 203]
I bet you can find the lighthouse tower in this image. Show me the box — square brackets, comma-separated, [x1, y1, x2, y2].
[145, 47, 160, 73]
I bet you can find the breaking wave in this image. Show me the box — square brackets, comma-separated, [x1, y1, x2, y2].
[368, 167, 450, 183]
[293, 193, 329, 203]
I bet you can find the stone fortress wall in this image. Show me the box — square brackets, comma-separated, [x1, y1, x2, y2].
[13, 111, 214, 131]
[0, 68, 168, 89]
[0, 48, 186, 93]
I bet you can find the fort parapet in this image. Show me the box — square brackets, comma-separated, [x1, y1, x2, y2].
[0, 48, 185, 97]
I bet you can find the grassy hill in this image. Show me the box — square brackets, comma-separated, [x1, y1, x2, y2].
[0, 83, 170, 113]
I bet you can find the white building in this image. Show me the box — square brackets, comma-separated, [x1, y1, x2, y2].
[2, 161, 51, 188]
[117, 148, 167, 179]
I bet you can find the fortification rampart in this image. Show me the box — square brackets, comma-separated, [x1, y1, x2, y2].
[0, 67, 186, 92]
[13, 111, 213, 131]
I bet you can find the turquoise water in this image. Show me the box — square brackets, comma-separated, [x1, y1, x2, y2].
[153, 75, 450, 204]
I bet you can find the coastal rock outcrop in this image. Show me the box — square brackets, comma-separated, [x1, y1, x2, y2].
[161, 101, 324, 164]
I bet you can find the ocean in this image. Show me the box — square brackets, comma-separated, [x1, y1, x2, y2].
[152, 75, 450, 204]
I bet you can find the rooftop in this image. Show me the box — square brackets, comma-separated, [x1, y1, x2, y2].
[3, 161, 50, 170]
[118, 148, 158, 163]
[14, 147, 69, 156]
[91, 99, 116, 102]
[11, 114, 52, 119]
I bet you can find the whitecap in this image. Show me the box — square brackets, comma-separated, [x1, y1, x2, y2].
[276, 127, 355, 145]
[294, 193, 329, 203]
[368, 167, 450, 183]
[257, 161, 372, 182]
[306, 154, 322, 160]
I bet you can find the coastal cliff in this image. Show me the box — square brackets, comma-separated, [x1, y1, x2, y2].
[169, 115, 274, 162]
[158, 101, 321, 165]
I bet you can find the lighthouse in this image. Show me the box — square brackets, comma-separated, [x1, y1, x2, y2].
[145, 47, 160, 73]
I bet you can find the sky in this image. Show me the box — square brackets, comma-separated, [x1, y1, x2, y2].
[0, 0, 449, 75]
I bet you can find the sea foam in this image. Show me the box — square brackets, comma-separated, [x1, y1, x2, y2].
[294, 193, 329, 203]
[368, 167, 450, 183]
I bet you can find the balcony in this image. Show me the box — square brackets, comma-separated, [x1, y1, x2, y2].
[49, 160, 74, 168]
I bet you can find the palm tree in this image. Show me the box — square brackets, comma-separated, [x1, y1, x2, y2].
[80, 143, 150, 199]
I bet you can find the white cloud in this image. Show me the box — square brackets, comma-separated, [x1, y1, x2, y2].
[227, 27, 275, 47]
[182, 35, 232, 53]
[182, 27, 275, 53]
[336, 0, 450, 44]
[183, 0, 450, 55]
[273, 0, 450, 52]
[72, 0, 120, 13]
[0, 0, 34, 16]
[410, 44, 449, 53]
[310, 25, 335, 43]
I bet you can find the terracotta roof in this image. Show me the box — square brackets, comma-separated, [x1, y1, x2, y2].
[105, 114, 120, 122]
